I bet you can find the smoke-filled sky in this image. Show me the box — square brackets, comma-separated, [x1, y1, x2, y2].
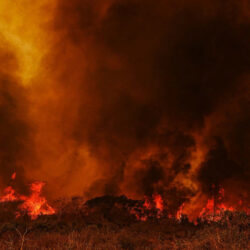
[0, 0, 249, 212]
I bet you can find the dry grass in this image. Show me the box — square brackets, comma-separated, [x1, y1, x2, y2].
[0, 211, 248, 249]
[0, 200, 249, 249]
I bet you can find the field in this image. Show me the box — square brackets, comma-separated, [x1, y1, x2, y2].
[0, 196, 249, 250]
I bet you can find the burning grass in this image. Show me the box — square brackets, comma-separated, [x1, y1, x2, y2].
[0, 175, 249, 249]
[0, 197, 249, 250]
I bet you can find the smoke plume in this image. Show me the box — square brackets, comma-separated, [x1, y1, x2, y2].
[0, 0, 249, 211]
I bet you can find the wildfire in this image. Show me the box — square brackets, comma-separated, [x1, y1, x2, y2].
[196, 187, 250, 222]
[0, 173, 55, 220]
[11, 172, 16, 180]
[0, 0, 248, 225]
[129, 187, 249, 223]
[153, 194, 164, 211]
[0, 186, 18, 203]
[176, 203, 185, 221]
[129, 193, 164, 221]
[1, 174, 249, 223]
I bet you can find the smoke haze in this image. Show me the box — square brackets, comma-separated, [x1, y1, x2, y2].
[0, 0, 249, 212]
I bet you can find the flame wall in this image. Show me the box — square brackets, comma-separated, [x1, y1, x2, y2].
[0, 0, 249, 211]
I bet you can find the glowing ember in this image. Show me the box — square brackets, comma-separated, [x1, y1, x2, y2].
[143, 197, 151, 210]
[11, 172, 16, 180]
[0, 174, 55, 220]
[176, 203, 185, 221]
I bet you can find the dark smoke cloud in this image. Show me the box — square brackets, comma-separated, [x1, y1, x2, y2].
[0, 38, 31, 192]
[44, 0, 250, 200]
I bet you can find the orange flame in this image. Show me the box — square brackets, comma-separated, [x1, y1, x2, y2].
[153, 194, 164, 211]
[11, 172, 16, 180]
[130, 187, 249, 222]
[176, 203, 185, 221]
[0, 186, 18, 202]
[18, 182, 56, 220]
[0, 174, 55, 220]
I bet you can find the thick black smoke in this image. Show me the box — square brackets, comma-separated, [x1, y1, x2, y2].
[47, 0, 250, 200]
